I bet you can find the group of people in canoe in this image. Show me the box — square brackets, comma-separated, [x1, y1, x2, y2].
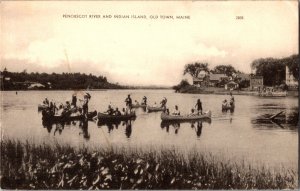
[40, 91, 236, 122]
[222, 93, 235, 111]
[163, 98, 203, 117]
[103, 94, 143, 116]
[41, 92, 92, 119]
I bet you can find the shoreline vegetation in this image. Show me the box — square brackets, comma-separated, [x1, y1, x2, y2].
[1, 139, 297, 189]
[173, 82, 298, 96]
[0, 69, 171, 91]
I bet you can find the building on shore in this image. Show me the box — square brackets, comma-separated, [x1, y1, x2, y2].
[28, 83, 45, 89]
[192, 71, 209, 87]
[250, 75, 263, 91]
[225, 81, 239, 90]
[285, 66, 298, 90]
[208, 74, 228, 87]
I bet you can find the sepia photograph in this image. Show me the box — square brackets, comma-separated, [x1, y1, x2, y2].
[0, 0, 299, 189]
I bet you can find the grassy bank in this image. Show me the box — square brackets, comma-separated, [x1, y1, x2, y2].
[0, 139, 297, 189]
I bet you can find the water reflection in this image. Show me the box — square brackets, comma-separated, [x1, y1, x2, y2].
[42, 119, 91, 140]
[97, 120, 134, 138]
[160, 119, 211, 137]
[79, 119, 90, 140]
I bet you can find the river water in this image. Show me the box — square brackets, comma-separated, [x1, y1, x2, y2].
[1, 90, 298, 169]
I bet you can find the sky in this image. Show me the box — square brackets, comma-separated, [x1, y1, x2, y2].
[1, 1, 298, 86]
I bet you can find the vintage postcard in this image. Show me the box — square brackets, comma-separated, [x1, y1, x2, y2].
[0, 0, 298, 189]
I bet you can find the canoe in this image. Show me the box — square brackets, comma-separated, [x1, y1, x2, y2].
[97, 112, 136, 121]
[42, 110, 97, 122]
[131, 104, 147, 109]
[147, 106, 166, 112]
[258, 91, 287, 97]
[161, 110, 212, 121]
[38, 104, 48, 111]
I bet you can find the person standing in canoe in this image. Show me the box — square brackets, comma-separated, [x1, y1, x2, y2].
[160, 97, 167, 109]
[195, 99, 202, 115]
[142, 96, 147, 105]
[71, 93, 77, 107]
[43, 98, 49, 107]
[125, 94, 132, 110]
[82, 93, 91, 118]
[229, 92, 235, 107]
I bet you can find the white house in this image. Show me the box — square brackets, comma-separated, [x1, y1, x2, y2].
[28, 83, 45, 89]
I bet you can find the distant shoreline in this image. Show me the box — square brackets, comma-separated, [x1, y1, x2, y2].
[0, 87, 173, 92]
[174, 86, 299, 97]
[1, 88, 297, 97]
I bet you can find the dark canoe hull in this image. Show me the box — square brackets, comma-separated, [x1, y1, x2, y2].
[42, 111, 97, 122]
[147, 106, 166, 112]
[97, 112, 136, 121]
[161, 111, 212, 122]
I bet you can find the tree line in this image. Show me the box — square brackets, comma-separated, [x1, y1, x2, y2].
[251, 54, 298, 86]
[0, 69, 123, 90]
[176, 54, 298, 90]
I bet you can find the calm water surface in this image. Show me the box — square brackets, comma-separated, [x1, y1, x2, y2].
[1, 90, 298, 169]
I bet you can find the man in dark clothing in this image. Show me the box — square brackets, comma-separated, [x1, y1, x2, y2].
[142, 96, 147, 105]
[72, 94, 77, 107]
[82, 95, 89, 117]
[125, 95, 132, 108]
[195, 99, 202, 115]
[106, 105, 114, 115]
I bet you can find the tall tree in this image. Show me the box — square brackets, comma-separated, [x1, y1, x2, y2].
[251, 57, 286, 86]
[284, 54, 299, 80]
[211, 65, 237, 76]
[183, 62, 209, 77]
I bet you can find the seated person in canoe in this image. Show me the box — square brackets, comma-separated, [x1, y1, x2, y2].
[222, 99, 228, 107]
[43, 97, 50, 106]
[106, 105, 115, 115]
[134, 100, 140, 105]
[172, 105, 180, 116]
[114, 108, 122, 116]
[188, 109, 197, 116]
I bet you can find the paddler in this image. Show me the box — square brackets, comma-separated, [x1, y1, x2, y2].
[160, 97, 167, 108]
[195, 99, 202, 115]
[142, 96, 147, 105]
[229, 92, 234, 106]
[125, 94, 132, 110]
[71, 93, 77, 107]
[82, 93, 90, 118]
